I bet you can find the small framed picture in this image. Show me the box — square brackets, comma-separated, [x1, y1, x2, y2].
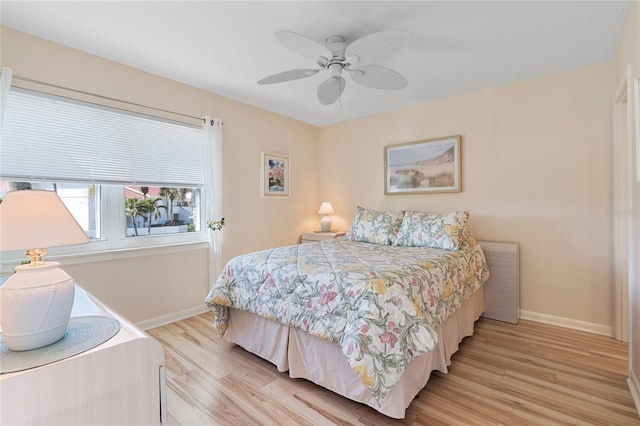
[260, 150, 290, 198]
[385, 135, 461, 194]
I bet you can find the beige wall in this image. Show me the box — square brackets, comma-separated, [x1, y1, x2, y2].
[614, 0, 640, 413]
[1, 27, 320, 325]
[319, 62, 614, 329]
[64, 248, 209, 324]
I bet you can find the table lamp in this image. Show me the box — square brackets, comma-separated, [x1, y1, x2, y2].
[0, 189, 89, 351]
[318, 202, 334, 232]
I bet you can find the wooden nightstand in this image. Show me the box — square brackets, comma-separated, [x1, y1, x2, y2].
[301, 231, 346, 243]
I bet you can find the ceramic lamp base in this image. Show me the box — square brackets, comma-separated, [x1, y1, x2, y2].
[0, 262, 75, 351]
[320, 216, 332, 232]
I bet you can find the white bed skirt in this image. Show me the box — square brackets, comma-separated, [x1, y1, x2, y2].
[224, 289, 485, 419]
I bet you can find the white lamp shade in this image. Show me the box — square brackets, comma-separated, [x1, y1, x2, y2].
[0, 189, 89, 252]
[318, 202, 334, 215]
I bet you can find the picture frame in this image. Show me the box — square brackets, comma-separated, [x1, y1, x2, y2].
[260, 150, 290, 198]
[385, 135, 461, 194]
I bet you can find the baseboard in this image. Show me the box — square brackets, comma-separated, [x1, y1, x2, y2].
[629, 369, 640, 418]
[136, 305, 210, 331]
[519, 310, 613, 337]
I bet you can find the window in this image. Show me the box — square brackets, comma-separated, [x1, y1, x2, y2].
[124, 186, 200, 237]
[0, 88, 207, 263]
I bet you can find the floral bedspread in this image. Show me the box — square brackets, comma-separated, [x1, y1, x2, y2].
[205, 236, 489, 401]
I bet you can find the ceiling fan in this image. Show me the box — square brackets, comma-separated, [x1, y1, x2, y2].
[258, 30, 410, 105]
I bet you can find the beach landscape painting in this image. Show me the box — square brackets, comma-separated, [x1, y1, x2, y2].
[385, 136, 461, 194]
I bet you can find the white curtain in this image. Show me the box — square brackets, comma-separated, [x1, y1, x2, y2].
[202, 116, 223, 289]
[1, 66, 13, 128]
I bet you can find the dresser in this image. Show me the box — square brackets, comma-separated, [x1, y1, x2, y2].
[0, 285, 167, 425]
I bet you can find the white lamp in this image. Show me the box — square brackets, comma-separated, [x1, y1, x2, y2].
[0, 189, 89, 351]
[317, 202, 334, 233]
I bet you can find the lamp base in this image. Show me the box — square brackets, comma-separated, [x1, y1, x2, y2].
[320, 216, 332, 233]
[0, 262, 75, 351]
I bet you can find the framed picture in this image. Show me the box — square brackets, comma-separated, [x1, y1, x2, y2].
[385, 135, 461, 194]
[260, 150, 290, 198]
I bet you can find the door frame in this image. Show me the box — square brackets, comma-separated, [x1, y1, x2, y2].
[612, 65, 631, 342]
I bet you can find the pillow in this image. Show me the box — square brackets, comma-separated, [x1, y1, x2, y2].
[395, 210, 469, 250]
[346, 206, 405, 245]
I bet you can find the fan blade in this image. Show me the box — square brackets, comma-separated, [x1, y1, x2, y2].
[350, 65, 408, 90]
[345, 30, 409, 66]
[258, 69, 319, 85]
[317, 76, 346, 105]
[275, 31, 332, 63]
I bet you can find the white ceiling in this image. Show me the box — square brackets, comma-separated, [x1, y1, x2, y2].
[1, 1, 631, 127]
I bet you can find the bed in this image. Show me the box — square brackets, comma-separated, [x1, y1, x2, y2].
[205, 207, 490, 418]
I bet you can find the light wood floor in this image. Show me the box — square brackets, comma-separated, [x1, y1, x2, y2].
[147, 313, 640, 425]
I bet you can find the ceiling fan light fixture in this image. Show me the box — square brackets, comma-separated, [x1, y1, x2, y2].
[328, 63, 343, 76]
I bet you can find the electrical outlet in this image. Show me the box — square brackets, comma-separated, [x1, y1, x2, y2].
[203, 276, 209, 289]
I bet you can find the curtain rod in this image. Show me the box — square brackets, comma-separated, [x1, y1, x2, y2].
[11, 74, 208, 123]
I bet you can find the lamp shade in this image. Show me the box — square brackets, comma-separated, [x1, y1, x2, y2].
[0, 189, 89, 253]
[318, 202, 334, 215]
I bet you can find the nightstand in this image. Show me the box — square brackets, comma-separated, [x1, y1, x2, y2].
[301, 231, 346, 243]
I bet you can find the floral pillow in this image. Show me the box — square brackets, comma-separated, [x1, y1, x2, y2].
[346, 206, 405, 245]
[395, 210, 469, 250]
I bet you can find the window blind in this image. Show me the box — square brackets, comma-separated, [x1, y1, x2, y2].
[0, 88, 204, 187]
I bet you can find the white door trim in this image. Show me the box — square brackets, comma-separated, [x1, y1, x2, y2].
[612, 64, 631, 342]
